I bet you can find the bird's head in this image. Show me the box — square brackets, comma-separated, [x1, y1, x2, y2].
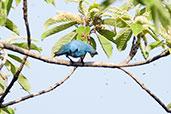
[70, 49, 78, 57]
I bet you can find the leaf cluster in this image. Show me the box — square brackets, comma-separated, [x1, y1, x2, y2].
[41, 0, 171, 59]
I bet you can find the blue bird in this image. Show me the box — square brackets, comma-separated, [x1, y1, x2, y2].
[54, 40, 98, 63]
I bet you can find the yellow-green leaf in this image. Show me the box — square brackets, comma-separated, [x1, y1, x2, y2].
[15, 0, 21, 5]
[0, 76, 4, 94]
[167, 103, 171, 109]
[4, 0, 13, 15]
[44, 12, 82, 30]
[97, 34, 113, 58]
[120, 0, 138, 11]
[41, 22, 76, 40]
[115, 28, 132, 51]
[1, 107, 15, 114]
[97, 28, 116, 43]
[144, 40, 164, 58]
[102, 18, 129, 28]
[12, 42, 42, 52]
[131, 23, 143, 36]
[44, 0, 55, 6]
[90, 37, 97, 57]
[8, 54, 30, 68]
[76, 26, 84, 40]
[5, 60, 31, 93]
[18, 73, 31, 93]
[5, 18, 20, 35]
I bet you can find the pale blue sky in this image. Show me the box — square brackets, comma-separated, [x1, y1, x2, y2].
[0, 0, 171, 114]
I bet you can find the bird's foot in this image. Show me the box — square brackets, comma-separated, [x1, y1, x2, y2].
[81, 58, 84, 65]
[70, 60, 74, 65]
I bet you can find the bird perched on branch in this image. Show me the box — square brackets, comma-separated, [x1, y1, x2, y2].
[54, 40, 98, 64]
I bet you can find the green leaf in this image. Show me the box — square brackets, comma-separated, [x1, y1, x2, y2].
[5, 18, 20, 35]
[91, 0, 116, 17]
[0, 109, 6, 114]
[44, 12, 82, 30]
[97, 34, 113, 58]
[0, 16, 6, 26]
[145, 40, 163, 53]
[5, 60, 31, 92]
[90, 37, 96, 50]
[51, 31, 77, 57]
[12, 42, 42, 52]
[76, 26, 90, 42]
[131, 23, 143, 36]
[8, 54, 30, 67]
[5, 60, 16, 74]
[1, 107, 15, 114]
[168, 48, 171, 54]
[5, 35, 38, 44]
[166, 4, 171, 15]
[0, 76, 4, 94]
[0, 109, 7, 114]
[102, 18, 129, 28]
[97, 28, 116, 43]
[145, 40, 164, 58]
[115, 28, 132, 51]
[44, 0, 55, 6]
[89, 37, 97, 57]
[143, 0, 171, 29]
[41, 21, 76, 40]
[76, 26, 84, 41]
[15, 0, 21, 5]
[0, 1, 7, 26]
[139, 40, 148, 59]
[78, 0, 87, 15]
[4, 0, 13, 15]
[18, 73, 31, 93]
[85, 26, 90, 34]
[100, 0, 115, 10]
[167, 103, 171, 109]
[120, 0, 138, 11]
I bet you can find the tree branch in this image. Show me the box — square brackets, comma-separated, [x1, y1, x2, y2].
[118, 67, 171, 113]
[0, 46, 84, 107]
[0, 66, 77, 108]
[0, 0, 31, 105]
[0, 42, 169, 68]
[0, 49, 8, 70]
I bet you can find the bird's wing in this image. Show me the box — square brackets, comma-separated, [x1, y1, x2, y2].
[85, 43, 97, 55]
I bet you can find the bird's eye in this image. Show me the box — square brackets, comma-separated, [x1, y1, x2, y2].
[75, 49, 78, 52]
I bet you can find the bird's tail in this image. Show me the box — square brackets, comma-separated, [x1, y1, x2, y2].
[88, 46, 98, 55]
[54, 51, 63, 57]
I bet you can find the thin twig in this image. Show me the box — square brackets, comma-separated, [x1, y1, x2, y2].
[0, 42, 169, 68]
[0, 49, 8, 70]
[1, 66, 77, 108]
[0, 0, 31, 105]
[0, 49, 8, 81]
[118, 67, 171, 113]
[0, 49, 8, 93]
